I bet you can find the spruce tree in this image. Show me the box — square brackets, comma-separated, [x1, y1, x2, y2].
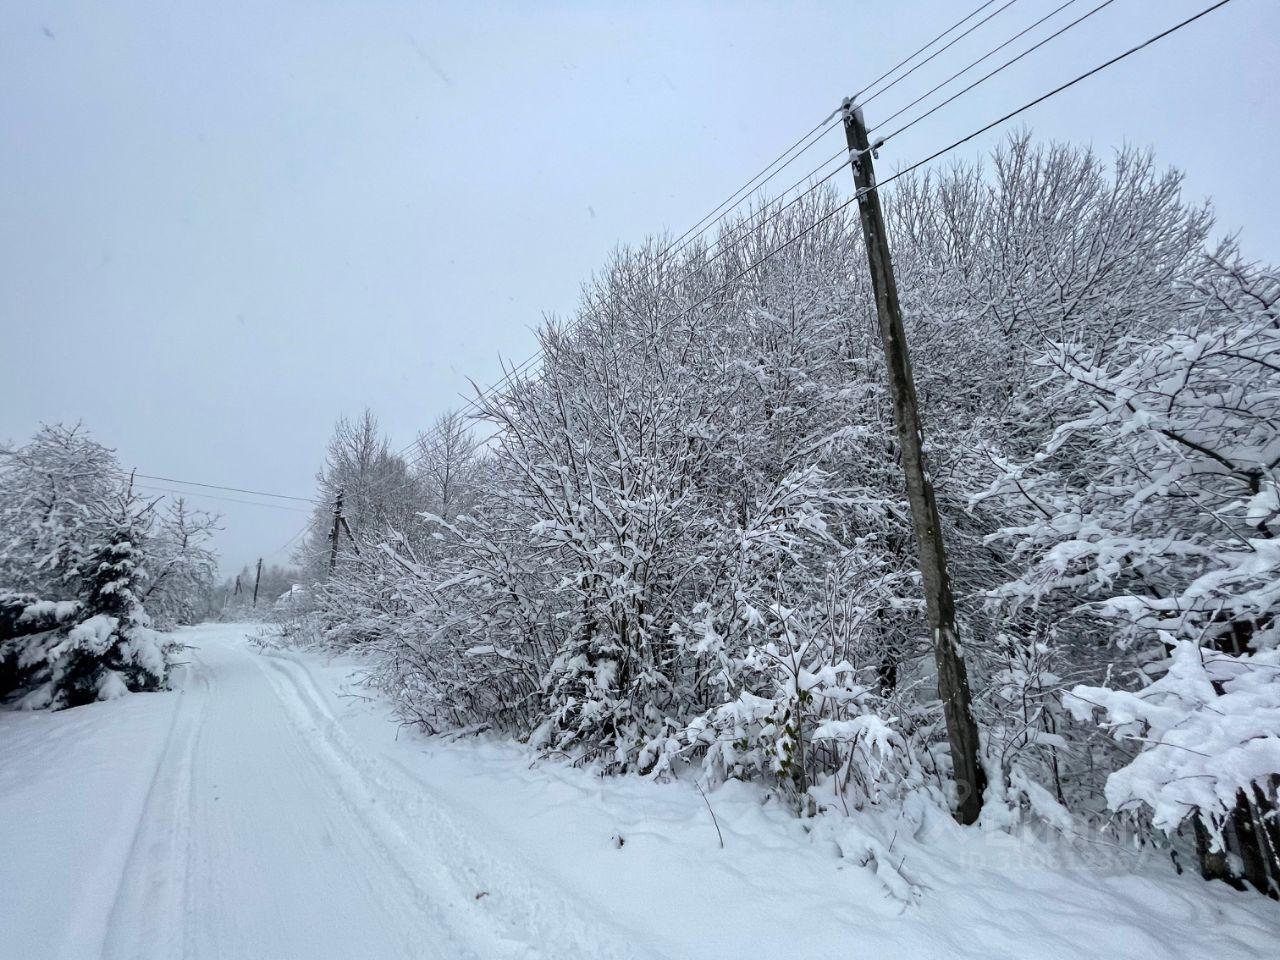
[56, 514, 165, 707]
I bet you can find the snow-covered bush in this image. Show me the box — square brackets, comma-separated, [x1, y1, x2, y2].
[980, 254, 1280, 892]
[304, 134, 1279, 894]
[317, 193, 928, 805]
[1064, 641, 1279, 838]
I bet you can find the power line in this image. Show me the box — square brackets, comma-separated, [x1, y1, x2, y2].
[394, 137, 853, 471]
[676, 0, 1241, 374]
[859, 0, 1024, 110]
[132, 473, 320, 504]
[266, 521, 312, 558]
[390, 116, 846, 464]
[394, 0, 1234, 482]
[463, 0, 1241, 463]
[659, 120, 846, 266]
[662, 114, 843, 263]
[656, 148, 852, 297]
[389, 118, 863, 462]
[0, 451, 320, 506]
[871, 0, 1120, 141]
[638, 0, 1018, 309]
[852, 0, 1003, 102]
[656, 0, 1125, 288]
[135, 483, 315, 513]
[869, 0, 1086, 133]
[664, 16, 1001, 267]
[3, 448, 326, 520]
[873, 0, 1236, 164]
[642, 3, 1090, 316]
[388, 0, 1030, 467]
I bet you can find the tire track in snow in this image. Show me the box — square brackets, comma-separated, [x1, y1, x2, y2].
[95, 657, 211, 960]
[256, 646, 667, 960]
[179, 633, 460, 960]
[250, 653, 505, 960]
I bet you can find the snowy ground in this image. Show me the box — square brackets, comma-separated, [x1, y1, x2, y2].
[1, 623, 1276, 960]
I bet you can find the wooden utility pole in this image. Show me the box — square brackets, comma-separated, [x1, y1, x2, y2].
[338, 515, 361, 556]
[328, 488, 345, 575]
[252, 557, 263, 607]
[842, 98, 986, 824]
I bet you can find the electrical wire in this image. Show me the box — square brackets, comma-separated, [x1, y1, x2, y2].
[134, 484, 314, 513]
[389, 113, 846, 464]
[388, 0, 1035, 465]
[868, 0, 1085, 133]
[684, 0, 1133, 329]
[874, 0, 1235, 165]
[870, 0, 1120, 140]
[391, 0, 1235, 485]
[851, 0, 1003, 102]
[266, 521, 312, 558]
[858, 0, 1024, 110]
[662, 114, 843, 261]
[470, 0, 1242, 463]
[133, 473, 320, 504]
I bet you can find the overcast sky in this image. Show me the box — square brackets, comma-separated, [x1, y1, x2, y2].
[3, 0, 1277, 577]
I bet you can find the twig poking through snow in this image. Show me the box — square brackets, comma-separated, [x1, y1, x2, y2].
[694, 781, 725, 849]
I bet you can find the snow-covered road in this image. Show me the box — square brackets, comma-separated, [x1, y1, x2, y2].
[3, 624, 646, 960]
[106, 627, 459, 960]
[4, 623, 1279, 960]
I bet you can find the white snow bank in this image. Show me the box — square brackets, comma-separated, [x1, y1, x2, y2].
[297, 648, 1280, 960]
[0, 685, 180, 957]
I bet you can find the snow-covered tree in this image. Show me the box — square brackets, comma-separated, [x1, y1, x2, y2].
[0, 424, 210, 708]
[0, 423, 118, 597]
[980, 253, 1280, 893]
[34, 489, 171, 708]
[296, 409, 421, 583]
[145, 497, 219, 627]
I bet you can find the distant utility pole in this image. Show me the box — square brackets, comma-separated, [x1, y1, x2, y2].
[328, 488, 345, 575]
[252, 557, 263, 607]
[842, 98, 986, 824]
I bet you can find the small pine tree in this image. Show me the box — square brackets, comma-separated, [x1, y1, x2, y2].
[2, 425, 214, 708]
[19, 494, 172, 709]
[55, 515, 166, 706]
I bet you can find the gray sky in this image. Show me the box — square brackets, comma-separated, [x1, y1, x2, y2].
[3, 0, 1277, 576]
